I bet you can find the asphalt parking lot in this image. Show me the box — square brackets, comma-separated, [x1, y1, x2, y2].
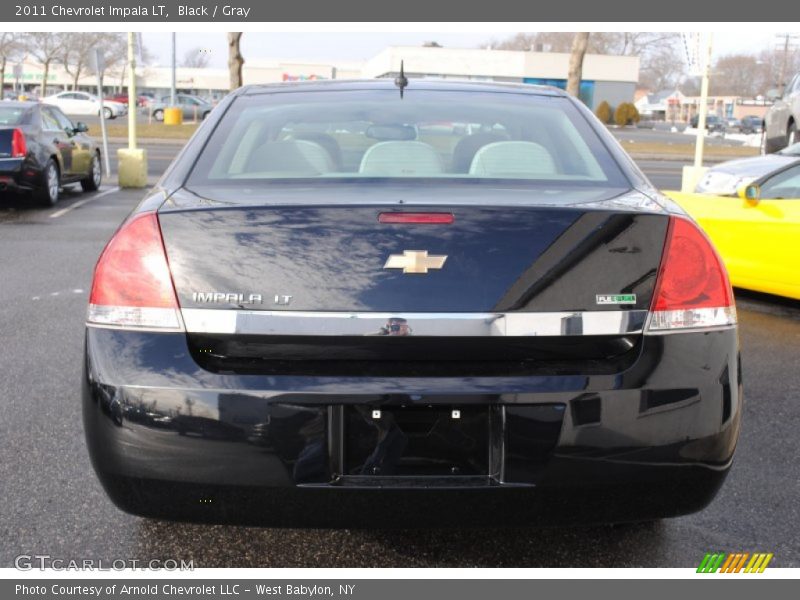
[1, 151, 798, 568]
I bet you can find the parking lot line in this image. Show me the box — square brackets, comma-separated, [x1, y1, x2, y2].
[50, 186, 121, 219]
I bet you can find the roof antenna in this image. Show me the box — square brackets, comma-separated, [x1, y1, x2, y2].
[394, 60, 408, 99]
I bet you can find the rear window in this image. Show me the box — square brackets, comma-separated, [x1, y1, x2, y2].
[187, 89, 628, 188]
[0, 106, 27, 126]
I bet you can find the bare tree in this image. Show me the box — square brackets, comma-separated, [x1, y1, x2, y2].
[710, 54, 763, 97]
[61, 32, 125, 90]
[227, 32, 244, 91]
[485, 31, 683, 92]
[487, 32, 573, 52]
[25, 33, 67, 96]
[566, 33, 590, 98]
[0, 33, 22, 94]
[181, 46, 211, 69]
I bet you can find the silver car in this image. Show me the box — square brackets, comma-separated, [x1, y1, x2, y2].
[150, 93, 213, 122]
[763, 73, 800, 153]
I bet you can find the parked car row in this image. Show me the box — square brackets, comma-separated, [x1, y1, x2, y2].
[689, 114, 764, 134]
[104, 92, 156, 108]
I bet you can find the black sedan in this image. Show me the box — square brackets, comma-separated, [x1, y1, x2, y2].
[695, 142, 800, 195]
[690, 114, 726, 132]
[0, 101, 102, 205]
[83, 80, 741, 527]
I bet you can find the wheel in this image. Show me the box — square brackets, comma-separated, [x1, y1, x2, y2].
[763, 127, 787, 154]
[35, 159, 60, 206]
[787, 122, 797, 148]
[101, 106, 113, 120]
[81, 152, 102, 192]
[153, 109, 164, 122]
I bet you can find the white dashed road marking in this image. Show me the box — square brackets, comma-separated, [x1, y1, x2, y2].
[50, 186, 121, 219]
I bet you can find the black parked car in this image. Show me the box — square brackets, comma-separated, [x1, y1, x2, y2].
[740, 115, 764, 134]
[83, 80, 741, 527]
[690, 114, 726, 132]
[0, 101, 102, 205]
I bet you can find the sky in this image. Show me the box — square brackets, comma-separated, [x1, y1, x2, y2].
[141, 31, 786, 69]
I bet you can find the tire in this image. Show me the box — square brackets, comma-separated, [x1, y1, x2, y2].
[35, 159, 60, 206]
[788, 122, 797, 148]
[81, 152, 102, 192]
[100, 106, 113, 120]
[153, 109, 164, 122]
[763, 129, 786, 154]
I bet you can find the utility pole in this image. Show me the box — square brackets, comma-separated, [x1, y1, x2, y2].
[693, 33, 713, 170]
[681, 33, 713, 192]
[117, 32, 147, 188]
[127, 32, 136, 151]
[776, 33, 800, 94]
[170, 32, 176, 106]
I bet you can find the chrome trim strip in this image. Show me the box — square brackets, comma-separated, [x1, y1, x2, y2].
[180, 308, 648, 337]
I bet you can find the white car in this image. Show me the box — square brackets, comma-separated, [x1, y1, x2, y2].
[42, 91, 127, 119]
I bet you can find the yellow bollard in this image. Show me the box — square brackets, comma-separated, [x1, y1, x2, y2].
[163, 107, 183, 125]
[117, 148, 148, 188]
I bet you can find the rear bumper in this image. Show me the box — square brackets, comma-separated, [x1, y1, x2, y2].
[83, 326, 742, 526]
[0, 157, 39, 193]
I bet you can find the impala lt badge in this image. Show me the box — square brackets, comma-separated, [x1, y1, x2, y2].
[384, 250, 447, 274]
[192, 292, 264, 305]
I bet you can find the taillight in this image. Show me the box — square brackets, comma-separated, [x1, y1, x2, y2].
[87, 212, 183, 330]
[647, 216, 736, 332]
[11, 128, 26, 158]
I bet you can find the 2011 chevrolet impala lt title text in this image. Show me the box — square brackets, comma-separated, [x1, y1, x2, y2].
[83, 79, 742, 527]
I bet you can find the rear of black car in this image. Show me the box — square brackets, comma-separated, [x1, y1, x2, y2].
[0, 104, 39, 193]
[83, 82, 741, 526]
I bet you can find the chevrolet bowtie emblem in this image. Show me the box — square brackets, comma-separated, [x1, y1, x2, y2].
[384, 250, 447, 274]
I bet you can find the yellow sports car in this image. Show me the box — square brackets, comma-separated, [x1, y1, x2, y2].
[665, 161, 800, 300]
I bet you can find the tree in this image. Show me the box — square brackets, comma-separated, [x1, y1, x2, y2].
[566, 33, 590, 98]
[595, 100, 612, 124]
[614, 102, 640, 126]
[484, 32, 684, 91]
[182, 46, 211, 69]
[25, 32, 67, 95]
[0, 33, 22, 94]
[61, 33, 125, 90]
[227, 32, 244, 91]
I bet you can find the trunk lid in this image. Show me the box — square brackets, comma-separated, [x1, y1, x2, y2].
[159, 196, 667, 314]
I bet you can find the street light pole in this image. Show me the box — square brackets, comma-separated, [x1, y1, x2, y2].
[681, 33, 714, 193]
[117, 31, 147, 188]
[693, 33, 713, 169]
[127, 32, 137, 151]
[171, 32, 176, 107]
